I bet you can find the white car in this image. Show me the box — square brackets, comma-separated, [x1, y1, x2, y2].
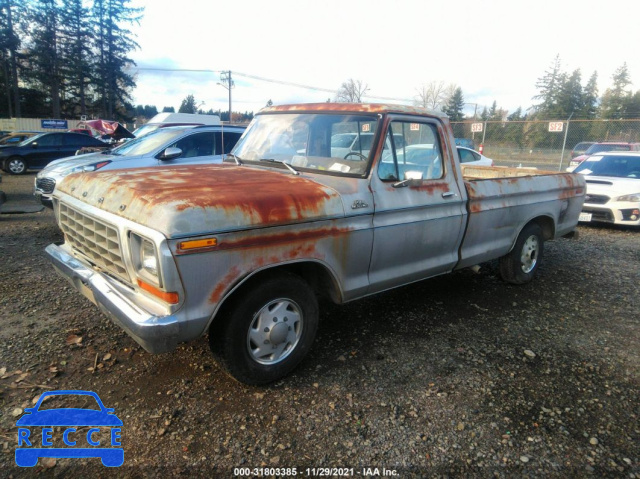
[457, 146, 494, 166]
[34, 125, 245, 208]
[574, 152, 640, 227]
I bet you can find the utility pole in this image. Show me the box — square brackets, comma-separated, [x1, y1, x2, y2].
[219, 71, 234, 123]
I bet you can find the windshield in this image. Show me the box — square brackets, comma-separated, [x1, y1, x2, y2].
[132, 124, 160, 138]
[20, 133, 47, 146]
[230, 113, 379, 176]
[109, 128, 188, 157]
[585, 143, 631, 154]
[574, 154, 640, 178]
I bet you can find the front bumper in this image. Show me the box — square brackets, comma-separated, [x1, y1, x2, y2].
[580, 203, 640, 226]
[45, 243, 181, 353]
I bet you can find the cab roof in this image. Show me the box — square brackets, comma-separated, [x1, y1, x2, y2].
[260, 102, 447, 119]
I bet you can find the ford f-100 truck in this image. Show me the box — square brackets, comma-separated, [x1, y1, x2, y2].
[45, 103, 586, 384]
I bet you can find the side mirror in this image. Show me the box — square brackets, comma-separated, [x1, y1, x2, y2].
[159, 147, 182, 161]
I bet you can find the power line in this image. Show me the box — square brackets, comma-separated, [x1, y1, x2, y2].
[129, 66, 414, 103]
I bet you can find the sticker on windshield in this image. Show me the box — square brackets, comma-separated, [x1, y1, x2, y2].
[588, 156, 603, 162]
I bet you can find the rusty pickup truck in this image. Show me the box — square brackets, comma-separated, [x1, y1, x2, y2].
[45, 103, 586, 384]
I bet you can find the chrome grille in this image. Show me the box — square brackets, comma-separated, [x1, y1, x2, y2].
[36, 177, 56, 194]
[58, 203, 129, 282]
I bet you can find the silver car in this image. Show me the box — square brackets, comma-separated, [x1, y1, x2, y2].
[35, 125, 245, 207]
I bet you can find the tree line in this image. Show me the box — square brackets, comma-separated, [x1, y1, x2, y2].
[0, 0, 141, 121]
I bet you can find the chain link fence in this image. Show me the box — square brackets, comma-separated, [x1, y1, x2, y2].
[450, 119, 640, 170]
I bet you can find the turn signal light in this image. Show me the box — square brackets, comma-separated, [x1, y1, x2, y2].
[137, 279, 179, 304]
[177, 238, 218, 252]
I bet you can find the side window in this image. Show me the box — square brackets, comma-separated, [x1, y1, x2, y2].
[64, 134, 88, 147]
[35, 134, 61, 147]
[174, 132, 215, 158]
[378, 121, 443, 181]
[215, 132, 243, 154]
[458, 148, 479, 163]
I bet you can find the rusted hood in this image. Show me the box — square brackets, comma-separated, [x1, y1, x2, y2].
[56, 164, 345, 238]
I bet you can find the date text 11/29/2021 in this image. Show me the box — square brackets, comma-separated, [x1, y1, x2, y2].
[233, 467, 398, 477]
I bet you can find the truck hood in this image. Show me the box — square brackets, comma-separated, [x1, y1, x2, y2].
[56, 164, 346, 238]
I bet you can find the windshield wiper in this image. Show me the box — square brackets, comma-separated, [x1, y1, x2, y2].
[260, 158, 299, 175]
[225, 153, 243, 165]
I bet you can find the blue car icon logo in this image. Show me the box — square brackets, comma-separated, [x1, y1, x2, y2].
[15, 390, 123, 467]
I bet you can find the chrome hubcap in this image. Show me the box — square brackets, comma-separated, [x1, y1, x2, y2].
[8, 159, 25, 174]
[247, 298, 303, 365]
[520, 235, 539, 273]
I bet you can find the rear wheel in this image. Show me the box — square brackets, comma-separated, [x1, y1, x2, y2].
[6, 156, 27, 175]
[500, 223, 544, 284]
[210, 272, 319, 385]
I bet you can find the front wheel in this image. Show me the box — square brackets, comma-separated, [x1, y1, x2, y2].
[500, 223, 544, 284]
[211, 272, 319, 385]
[6, 156, 27, 175]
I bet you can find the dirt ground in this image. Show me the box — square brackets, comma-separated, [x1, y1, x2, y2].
[0, 173, 638, 478]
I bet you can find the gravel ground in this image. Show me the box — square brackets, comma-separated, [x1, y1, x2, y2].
[0, 173, 638, 478]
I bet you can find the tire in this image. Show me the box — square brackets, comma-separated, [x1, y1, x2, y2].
[6, 156, 27, 175]
[210, 272, 319, 385]
[500, 223, 544, 284]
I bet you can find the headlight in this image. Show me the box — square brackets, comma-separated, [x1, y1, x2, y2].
[130, 233, 161, 287]
[70, 160, 111, 174]
[616, 193, 640, 202]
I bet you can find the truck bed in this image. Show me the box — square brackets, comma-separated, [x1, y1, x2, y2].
[456, 164, 585, 270]
[460, 164, 556, 180]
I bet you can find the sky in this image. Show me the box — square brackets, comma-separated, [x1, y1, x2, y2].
[128, 0, 640, 119]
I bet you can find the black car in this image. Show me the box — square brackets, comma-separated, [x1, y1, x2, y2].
[0, 132, 106, 174]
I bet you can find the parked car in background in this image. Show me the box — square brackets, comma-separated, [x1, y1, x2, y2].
[330, 132, 405, 159]
[0, 132, 107, 174]
[570, 141, 596, 159]
[457, 146, 494, 166]
[133, 112, 221, 138]
[454, 138, 475, 150]
[568, 142, 640, 171]
[0, 131, 39, 146]
[574, 151, 640, 227]
[35, 124, 246, 207]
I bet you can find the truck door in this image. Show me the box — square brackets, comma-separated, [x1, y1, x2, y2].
[368, 117, 467, 293]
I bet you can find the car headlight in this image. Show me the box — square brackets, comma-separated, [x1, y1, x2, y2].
[616, 193, 640, 202]
[130, 233, 161, 287]
[70, 160, 111, 174]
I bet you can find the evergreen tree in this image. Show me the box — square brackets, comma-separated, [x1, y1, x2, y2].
[581, 71, 599, 119]
[59, 0, 93, 117]
[92, 0, 142, 119]
[556, 69, 583, 118]
[143, 104, 157, 117]
[625, 91, 640, 118]
[507, 107, 523, 121]
[479, 106, 489, 121]
[488, 100, 498, 120]
[533, 54, 563, 116]
[443, 87, 464, 121]
[600, 63, 632, 119]
[0, 0, 23, 117]
[162, 106, 175, 113]
[27, 0, 63, 118]
[178, 94, 197, 113]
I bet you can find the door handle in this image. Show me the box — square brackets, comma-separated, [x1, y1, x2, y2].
[442, 191, 457, 198]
